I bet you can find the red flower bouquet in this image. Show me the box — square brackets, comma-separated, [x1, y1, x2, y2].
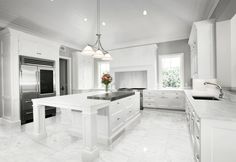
[101, 73, 112, 92]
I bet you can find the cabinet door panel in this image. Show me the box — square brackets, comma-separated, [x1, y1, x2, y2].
[19, 39, 37, 57]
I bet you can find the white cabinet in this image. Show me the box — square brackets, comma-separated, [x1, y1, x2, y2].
[189, 19, 216, 79]
[216, 15, 236, 90]
[143, 90, 185, 110]
[185, 96, 201, 161]
[185, 93, 236, 162]
[18, 35, 58, 60]
[97, 93, 140, 144]
[72, 52, 94, 90]
[0, 28, 60, 124]
[109, 93, 140, 135]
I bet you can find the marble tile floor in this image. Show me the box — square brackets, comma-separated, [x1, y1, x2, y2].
[0, 109, 194, 162]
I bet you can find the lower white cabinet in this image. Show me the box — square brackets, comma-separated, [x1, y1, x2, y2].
[185, 94, 236, 162]
[185, 96, 201, 162]
[143, 90, 185, 110]
[97, 93, 140, 144]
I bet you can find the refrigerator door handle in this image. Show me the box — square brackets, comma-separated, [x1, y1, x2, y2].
[36, 70, 40, 93]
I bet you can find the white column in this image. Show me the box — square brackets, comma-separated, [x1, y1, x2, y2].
[81, 107, 99, 162]
[33, 104, 47, 138]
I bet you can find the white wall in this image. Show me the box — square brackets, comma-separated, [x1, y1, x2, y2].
[157, 39, 191, 87]
[110, 44, 157, 89]
[211, 0, 236, 21]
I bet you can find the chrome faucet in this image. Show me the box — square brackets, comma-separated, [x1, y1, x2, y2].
[203, 82, 224, 98]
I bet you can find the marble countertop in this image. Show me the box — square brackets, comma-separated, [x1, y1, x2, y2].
[87, 91, 135, 101]
[185, 90, 236, 121]
[32, 91, 110, 111]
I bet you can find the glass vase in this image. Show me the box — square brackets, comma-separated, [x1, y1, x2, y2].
[105, 84, 109, 93]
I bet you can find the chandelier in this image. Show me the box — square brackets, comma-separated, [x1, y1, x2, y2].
[81, 0, 112, 61]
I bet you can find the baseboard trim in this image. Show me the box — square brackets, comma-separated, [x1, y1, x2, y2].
[0, 118, 21, 127]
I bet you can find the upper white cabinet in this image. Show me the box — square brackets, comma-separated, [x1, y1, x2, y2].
[18, 34, 58, 60]
[189, 19, 216, 79]
[216, 15, 236, 90]
[72, 52, 94, 90]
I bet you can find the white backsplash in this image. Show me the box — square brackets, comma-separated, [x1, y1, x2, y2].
[192, 79, 219, 96]
[115, 71, 147, 88]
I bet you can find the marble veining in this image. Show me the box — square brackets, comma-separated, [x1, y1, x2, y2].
[185, 90, 236, 121]
[0, 109, 194, 162]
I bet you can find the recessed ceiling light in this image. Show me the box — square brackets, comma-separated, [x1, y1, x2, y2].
[50, 0, 54, 2]
[102, 22, 106, 26]
[83, 18, 88, 22]
[143, 10, 148, 16]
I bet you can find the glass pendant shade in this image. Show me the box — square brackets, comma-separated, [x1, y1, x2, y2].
[81, 0, 112, 61]
[82, 45, 94, 56]
[93, 49, 104, 58]
[102, 53, 112, 60]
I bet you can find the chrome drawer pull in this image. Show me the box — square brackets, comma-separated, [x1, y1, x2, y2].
[117, 118, 120, 120]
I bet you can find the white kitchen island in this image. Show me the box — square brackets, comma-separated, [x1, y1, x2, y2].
[32, 91, 140, 162]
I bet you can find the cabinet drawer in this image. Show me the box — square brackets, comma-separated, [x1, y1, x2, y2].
[110, 100, 124, 115]
[111, 111, 124, 133]
[143, 102, 156, 108]
[124, 106, 138, 121]
[143, 91, 157, 97]
[143, 97, 155, 102]
[125, 96, 134, 108]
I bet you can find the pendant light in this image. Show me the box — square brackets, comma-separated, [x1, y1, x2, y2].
[81, 0, 112, 60]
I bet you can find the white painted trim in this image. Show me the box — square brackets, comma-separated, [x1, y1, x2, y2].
[158, 53, 185, 88]
[0, 117, 21, 127]
[207, 0, 220, 19]
[59, 56, 72, 95]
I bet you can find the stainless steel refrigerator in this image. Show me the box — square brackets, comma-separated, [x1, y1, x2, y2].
[20, 56, 56, 124]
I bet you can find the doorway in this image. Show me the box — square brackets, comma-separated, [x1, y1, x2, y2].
[60, 58, 70, 95]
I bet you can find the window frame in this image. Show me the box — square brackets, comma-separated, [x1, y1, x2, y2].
[97, 61, 110, 88]
[158, 53, 184, 88]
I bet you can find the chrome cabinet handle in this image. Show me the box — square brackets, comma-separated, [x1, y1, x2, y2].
[36, 52, 42, 55]
[26, 112, 33, 115]
[25, 100, 32, 103]
[117, 118, 120, 120]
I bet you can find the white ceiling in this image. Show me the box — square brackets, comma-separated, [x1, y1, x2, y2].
[0, 0, 219, 50]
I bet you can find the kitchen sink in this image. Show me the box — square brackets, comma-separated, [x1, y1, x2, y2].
[192, 96, 219, 101]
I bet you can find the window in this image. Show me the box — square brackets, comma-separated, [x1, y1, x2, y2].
[97, 61, 110, 88]
[159, 53, 184, 88]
